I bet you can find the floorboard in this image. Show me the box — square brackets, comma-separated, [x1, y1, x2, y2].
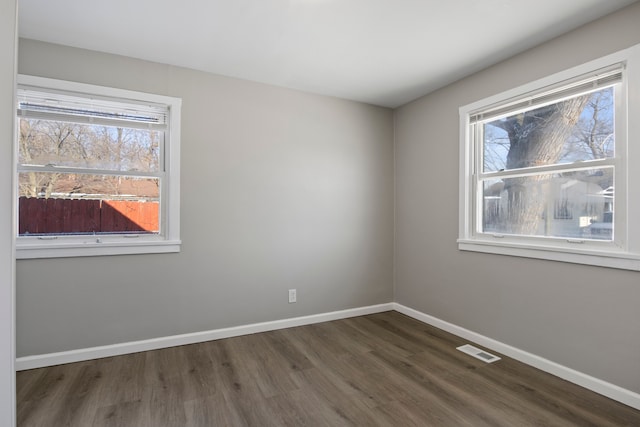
[16, 311, 640, 426]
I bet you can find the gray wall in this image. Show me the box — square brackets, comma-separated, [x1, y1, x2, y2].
[17, 39, 394, 357]
[1, 0, 17, 425]
[395, 3, 640, 393]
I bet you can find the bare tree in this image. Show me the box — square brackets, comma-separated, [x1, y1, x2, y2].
[19, 119, 160, 199]
[488, 96, 590, 234]
[18, 119, 85, 198]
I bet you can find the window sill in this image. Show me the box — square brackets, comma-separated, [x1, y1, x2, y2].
[16, 239, 181, 259]
[457, 238, 640, 271]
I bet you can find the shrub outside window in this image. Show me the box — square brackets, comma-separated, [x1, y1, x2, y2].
[16, 76, 181, 258]
[458, 44, 640, 271]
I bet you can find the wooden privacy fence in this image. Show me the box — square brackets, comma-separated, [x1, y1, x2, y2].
[19, 197, 159, 234]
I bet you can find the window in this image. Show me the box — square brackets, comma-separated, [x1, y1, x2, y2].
[16, 75, 181, 258]
[459, 44, 640, 270]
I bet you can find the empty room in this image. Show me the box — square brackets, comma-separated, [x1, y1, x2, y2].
[2, 0, 640, 426]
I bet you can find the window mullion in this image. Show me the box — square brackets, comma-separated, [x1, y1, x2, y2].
[478, 159, 615, 181]
[17, 164, 162, 178]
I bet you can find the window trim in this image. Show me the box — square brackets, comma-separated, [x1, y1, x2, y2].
[15, 75, 181, 259]
[458, 44, 640, 271]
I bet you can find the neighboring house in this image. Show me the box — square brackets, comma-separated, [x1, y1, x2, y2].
[484, 178, 611, 240]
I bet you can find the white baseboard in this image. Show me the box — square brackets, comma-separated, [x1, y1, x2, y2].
[393, 303, 640, 411]
[15, 303, 394, 371]
[16, 301, 640, 411]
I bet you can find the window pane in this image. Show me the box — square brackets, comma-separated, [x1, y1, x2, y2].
[482, 168, 613, 240]
[18, 118, 161, 172]
[18, 172, 159, 235]
[483, 87, 614, 172]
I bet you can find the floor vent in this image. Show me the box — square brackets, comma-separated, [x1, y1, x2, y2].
[456, 344, 501, 363]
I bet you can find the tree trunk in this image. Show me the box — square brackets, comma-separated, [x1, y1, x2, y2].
[493, 96, 590, 235]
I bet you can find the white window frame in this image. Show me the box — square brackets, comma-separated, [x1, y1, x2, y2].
[15, 75, 181, 259]
[458, 44, 640, 271]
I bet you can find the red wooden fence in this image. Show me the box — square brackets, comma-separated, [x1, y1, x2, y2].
[19, 197, 159, 235]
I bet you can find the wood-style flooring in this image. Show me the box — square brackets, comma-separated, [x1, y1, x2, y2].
[17, 311, 640, 426]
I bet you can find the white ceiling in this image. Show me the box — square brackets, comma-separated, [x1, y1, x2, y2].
[18, 0, 637, 108]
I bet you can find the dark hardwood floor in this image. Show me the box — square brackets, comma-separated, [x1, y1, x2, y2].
[17, 311, 640, 426]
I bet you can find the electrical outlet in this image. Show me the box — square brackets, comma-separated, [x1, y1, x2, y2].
[288, 289, 297, 303]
